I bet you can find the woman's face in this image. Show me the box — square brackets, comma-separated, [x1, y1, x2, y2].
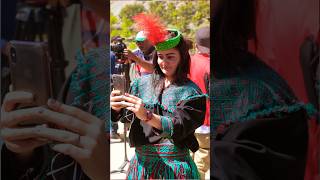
[157, 48, 181, 79]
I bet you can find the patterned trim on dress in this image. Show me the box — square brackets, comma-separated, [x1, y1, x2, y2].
[143, 94, 208, 114]
[242, 103, 317, 121]
[160, 116, 174, 137]
[131, 75, 207, 114]
[126, 144, 200, 180]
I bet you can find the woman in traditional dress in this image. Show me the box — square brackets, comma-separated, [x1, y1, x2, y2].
[110, 13, 206, 179]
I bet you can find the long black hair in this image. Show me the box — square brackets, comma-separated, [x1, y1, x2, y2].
[151, 33, 191, 94]
[213, 0, 258, 75]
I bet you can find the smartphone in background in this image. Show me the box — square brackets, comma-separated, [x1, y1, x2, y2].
[9, 41, 53, 125]
[111, 74, 127, 95]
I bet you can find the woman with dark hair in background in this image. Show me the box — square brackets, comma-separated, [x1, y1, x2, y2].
[111, 13, 206, 179]
[211, 0, 317, 179]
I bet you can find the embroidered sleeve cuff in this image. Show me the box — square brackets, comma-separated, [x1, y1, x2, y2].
[160, 116, 174, 137]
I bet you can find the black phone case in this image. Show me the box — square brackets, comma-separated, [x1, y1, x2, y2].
[9, 41, 53, 125]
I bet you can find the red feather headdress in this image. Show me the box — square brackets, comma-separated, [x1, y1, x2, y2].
[133, 13, 168, 46]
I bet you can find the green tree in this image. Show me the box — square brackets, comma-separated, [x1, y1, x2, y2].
[192, 1, 210, 28]
[110, 12, 118, 27]
[119, 3, 146, 21]
[147, 1, 209, 39]
[111, 3, 146, 49]
[110, 12, 120, 39]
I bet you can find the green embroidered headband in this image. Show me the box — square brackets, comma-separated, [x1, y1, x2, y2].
[155, 29, 182, 51]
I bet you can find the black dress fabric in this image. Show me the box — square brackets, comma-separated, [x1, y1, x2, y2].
[211, 109, 309, 180]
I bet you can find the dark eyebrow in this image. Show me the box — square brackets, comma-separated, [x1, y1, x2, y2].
[158, 53, 176, 56]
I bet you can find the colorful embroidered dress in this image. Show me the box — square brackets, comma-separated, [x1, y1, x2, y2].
[211, 51, 316, 134]
[113, 74, 206, 179]
[211, 51, 317, 180]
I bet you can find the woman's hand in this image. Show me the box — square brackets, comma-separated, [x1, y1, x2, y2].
[110, 90, 126, 112]
[112, 92, 163, 129]
[1, 91, 108, 180]
[124, 93, 162, 129]
[45, 99, 108, 180]
[110, 91, 147, 120]
[111, 91, 159, 124]
[122, 93, 148, 121]
[0, 91, 48, 159]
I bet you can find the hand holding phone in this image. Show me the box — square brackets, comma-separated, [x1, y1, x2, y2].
[8, 41, 53, 125]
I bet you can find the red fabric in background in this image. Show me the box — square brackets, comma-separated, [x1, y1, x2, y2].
[81, 10, 107, 51]
[306, 118, 320, 180]
[250, 0, 319, 102]
[190, 53, 210, 126]
[250, 1, 319, 179]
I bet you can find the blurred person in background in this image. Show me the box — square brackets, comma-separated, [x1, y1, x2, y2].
[189, 26, 210, 180]
[124, 31, 155, 81]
